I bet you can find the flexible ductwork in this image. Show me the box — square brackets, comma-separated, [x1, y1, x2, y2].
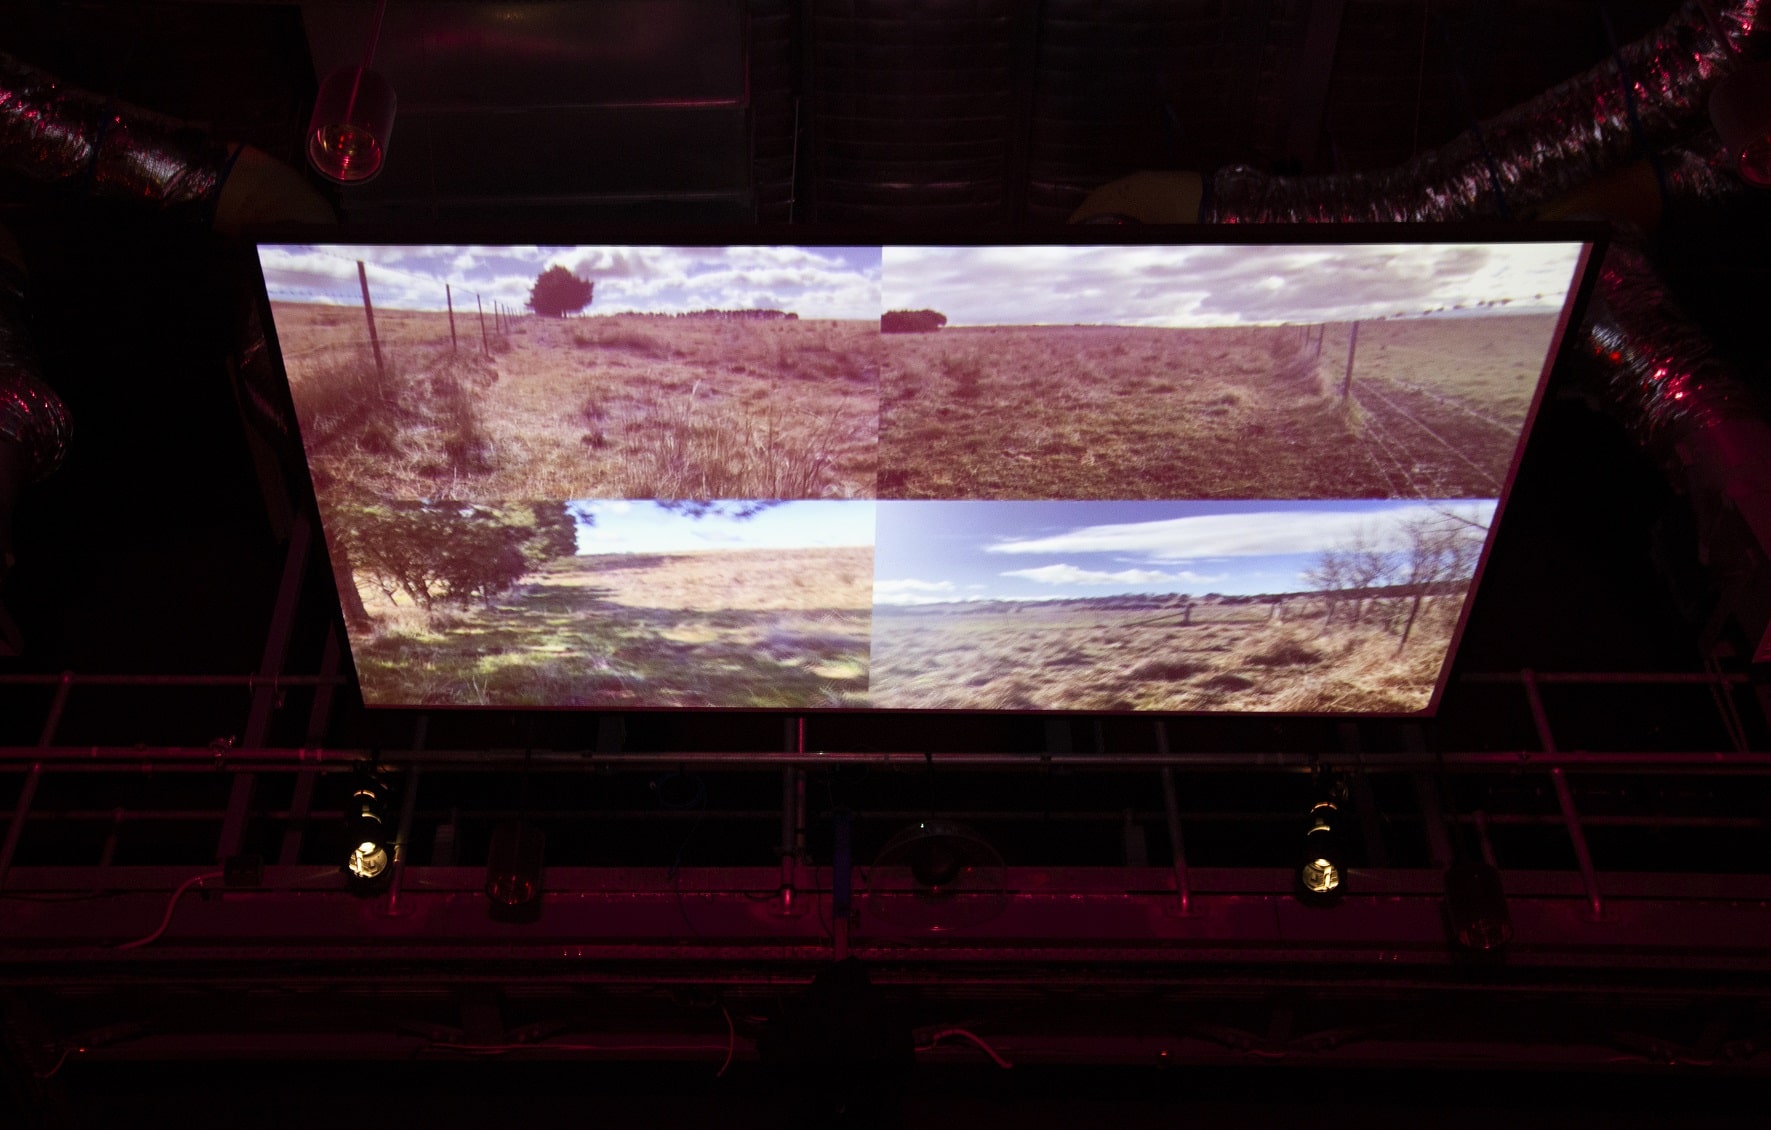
[1205, 0, 1765, 224]
[0, 50, 334, 486]
[0, 51, 236, 221]
[1074, 3, 1771, 653]
[1583, 240, 1771, 660]
[0, 49, 234, 484]
[0, 258, 70, 482]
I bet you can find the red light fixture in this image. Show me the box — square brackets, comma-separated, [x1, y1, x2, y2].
[307, 0, 396, 184]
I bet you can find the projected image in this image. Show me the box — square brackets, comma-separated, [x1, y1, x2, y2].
[868, 499, 1495, 713]
[876, 243, 1583, 500]
[260, 244, 882, 503]
[330, 499, 876, 708]
[258, 235, 1591, 713]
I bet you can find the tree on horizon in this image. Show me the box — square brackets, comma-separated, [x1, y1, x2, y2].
[527, 266, 595, 318]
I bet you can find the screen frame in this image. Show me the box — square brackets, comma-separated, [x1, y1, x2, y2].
[246, 221, 1609, 719]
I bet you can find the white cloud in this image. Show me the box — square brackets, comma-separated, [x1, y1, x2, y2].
[874, 578, 958, 605]
[1000, 564, 1221, 586]
[883, 243, 1585, 327]
[985, 503, 1496, 560]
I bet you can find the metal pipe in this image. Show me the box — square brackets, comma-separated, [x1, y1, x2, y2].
[1520, 668, 1559, 755]
[4, 747, 1770, 772]
[1474, 810, 1499, 869]
[36, 670, 72, 747]
[1551, 768, 1605, 921]
[0, 763, 39, 885]
[5, 806, 1760, 832]
[1156, 722, 1190, 915]
[1159, 769, 1191, 916]
[1523, 669, 1604, 920]
[777, 767, 798, 917]
[1459, 670, 1752, 685]
[280, 627, 341, 866]
[1412, 774, 1454, 869]
[0, 669, 1730, 689]
[0, 673, 345, 687]
[382, 765, 422, 917]
[1205, 1, 1764, 223]
[1, 671, 74, 886]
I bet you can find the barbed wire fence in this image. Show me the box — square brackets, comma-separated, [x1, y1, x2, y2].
[266, 254, 536, 384]
[1284, 316, 1516, 501]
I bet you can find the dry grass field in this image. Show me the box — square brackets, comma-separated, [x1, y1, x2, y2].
[349, 546, 873, 708]
[877, 314, 1556, 500]
[273, 303, 880, 502]
[867, 591, 1469, 713]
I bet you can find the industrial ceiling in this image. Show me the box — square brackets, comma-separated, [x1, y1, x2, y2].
[1, 1, 1769, 1125]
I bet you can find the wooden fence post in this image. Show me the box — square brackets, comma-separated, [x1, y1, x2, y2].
[357, 261, 385, 386]
[477, 294, 489, 357]
[446, 283, 458, 355]
[1341, 320, 1360, 402]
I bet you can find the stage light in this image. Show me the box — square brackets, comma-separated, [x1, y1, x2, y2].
[1444, 859, 1513, 951]
[485, 818, 545, 907]
[344, 768, 391, 888]
[1295, 783, 1345, 904]
[306, 0, 395, 184]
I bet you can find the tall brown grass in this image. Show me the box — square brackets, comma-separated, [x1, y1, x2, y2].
[275, 304, 879, 501]
[868, 593, 1469, 713]
[616, 390, 863, 499]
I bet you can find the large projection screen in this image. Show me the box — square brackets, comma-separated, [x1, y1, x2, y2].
[254, 230, 1595, 714]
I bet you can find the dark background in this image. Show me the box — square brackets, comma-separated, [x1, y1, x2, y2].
[1, 2, 1769, 1125]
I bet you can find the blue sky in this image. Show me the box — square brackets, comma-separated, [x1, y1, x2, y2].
[569, 500, 876, 555]
[882, 242, 1588, 327]
[873, 499, 1498, 603]
[258, 244, 882, 319]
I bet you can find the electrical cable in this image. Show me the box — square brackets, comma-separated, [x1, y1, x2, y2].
[426, 1040, 731, 1056]
[111, 870, 224, 950]
[716, 1003, 735, 1078]
[32, 1045, 81, 1079]
[915, 1027, 1013, 1069]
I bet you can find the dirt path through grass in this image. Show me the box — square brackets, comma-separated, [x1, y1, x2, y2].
[278, 303, 880, 501]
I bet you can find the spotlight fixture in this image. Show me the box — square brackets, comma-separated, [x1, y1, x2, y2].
[484, 818, 545, 908]
[306, 0, 396, 183]
[1295, 778, 1346, 905]
[343, 767, 391, 889]
[865, 820, 1007, 933]
[1444, 859, 1514, 951]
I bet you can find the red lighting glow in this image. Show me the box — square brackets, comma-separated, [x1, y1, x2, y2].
[306, 66, 395, 184]
[1710, 58, 1771, 188]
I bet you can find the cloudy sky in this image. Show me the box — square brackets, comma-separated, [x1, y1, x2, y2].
[882, 242, 1587, 327]
[569, 500, 875, 555]
[873, 499, 1498, 603]
[258, 243, 882, 319]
